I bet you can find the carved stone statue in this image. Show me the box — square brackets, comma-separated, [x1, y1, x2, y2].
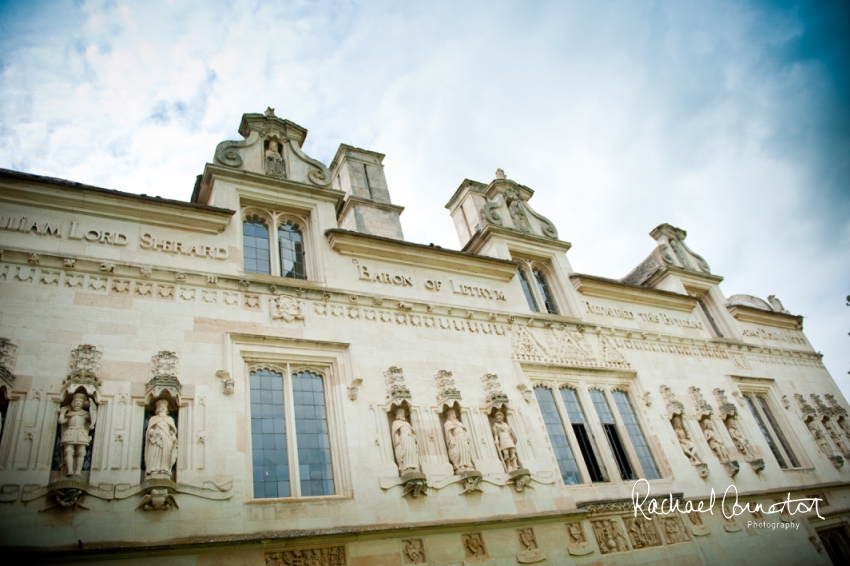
[444, 409, 474, 474]
[504, 188, 531, 233]
[264, 139, 286, 178]
[726, 418, 752, 458]
[492, 411, 520, 472]
[392, 408, 421, 475]
[672, 415, 700, 464]
[806, 419, 832, 455]
[823, 418, 850, 456]
[57, 393, 97, 476]
[701, 419, 725, 460]
[145, 399, 178, 479]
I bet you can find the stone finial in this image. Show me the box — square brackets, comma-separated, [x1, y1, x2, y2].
[495, 168, 506, 180]
[811, 393, 830, 415]
[713, 388, 738, 420]
[384, 366, 411, 405]
[767, 295, 790, 314]
[689, 386, 713, 420]
[62, 344, 103, 401]
[435, 369, 461, 408]
[660, 385, 685, 418]
[481, 373, 509, 411]
[145, 351, 182, 408]
[795, 393, 817, 418]
[825, 394, 848, 417]
[264, 107, 276, 117]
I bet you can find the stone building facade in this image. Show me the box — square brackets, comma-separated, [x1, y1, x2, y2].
[0, 108, 848, 565]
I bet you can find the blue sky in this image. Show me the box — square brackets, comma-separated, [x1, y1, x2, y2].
[1, 0, 848, 394]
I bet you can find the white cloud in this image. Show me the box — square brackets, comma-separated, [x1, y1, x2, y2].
[0, 0, 847, 393]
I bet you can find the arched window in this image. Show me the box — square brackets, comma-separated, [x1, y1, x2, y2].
[278, 221, 306, 280]
[243, 215, 270, 275]
[533, 268, 558, 314]
[534, 386, 581, 485]
[517, 268, 538, 312]
[249, 365, 335, 499]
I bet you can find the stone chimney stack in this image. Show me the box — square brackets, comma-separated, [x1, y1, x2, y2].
[331, 144, 405, 240]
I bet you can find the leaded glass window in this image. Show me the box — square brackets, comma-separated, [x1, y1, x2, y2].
[534, 386, 581, 485]
[278, 221, 306, 280]
[243, 215, 271, 275]
[250, 366, 335, 499]
[560, 387, 605, 482]
[533, 269, 559, 314]
[517, 268, 539, 312]
[612, 390, 660, 479]
[744, 393, 799, 469]
[590, 389, 635, 480]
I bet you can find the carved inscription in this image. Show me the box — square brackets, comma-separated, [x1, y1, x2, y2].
[140, 233, 228, 260]
[1, 217, 128, 245]
[742, 327, 807, 345]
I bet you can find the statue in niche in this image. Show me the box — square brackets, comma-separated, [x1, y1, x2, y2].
[671, 415, 700, 464]
[58, 393, 97, 477]
[504, 188, 531, 233]
[726, 418, 752, 458]
[492, 410, 520, 472]
[688, 511, 703, 526]
[701, 419, 725, 460]
[824, 419, 850, 455]
[806, 420, 833, 456]
[567, 522, 586, 545]
[264, 139, 286, 179]
[392, 408, 421, 475]
[145, 399, 178, 479]
[444, 409, 474, 474]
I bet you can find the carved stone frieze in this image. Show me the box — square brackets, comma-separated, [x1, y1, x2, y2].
[402, 539, 426, 564]
[687, 510, 711, 536]
[516, 527, 546, 563]
[565, 522, 594, 556]
[270, 295, 305, 322]
[623, 516, 662, 549]
[591, 518, 630, 554]
[481, 373, 509, 410]
[264, 546, 347, 566]
[461, 532, 489, 563]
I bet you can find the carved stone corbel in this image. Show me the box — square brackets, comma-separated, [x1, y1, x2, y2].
[216, 370, 234, 395]
[348, 378, 363, 401]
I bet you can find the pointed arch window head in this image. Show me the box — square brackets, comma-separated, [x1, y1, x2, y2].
[243, 215, 271, 275]
[533, 268, 558, 315]
[278, 221, 306, 280]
